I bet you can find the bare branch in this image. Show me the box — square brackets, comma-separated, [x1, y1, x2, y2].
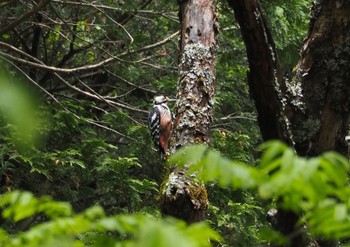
[75, 76, 146, 122]
[105, 69, 157, 95]
[91, 5, 134, 43]
[84, 119, 137, 142]
[0, 42, 148, 114]
[50, 0, 177, 18]
[220, 113, 256, 121]
[51, 0, 124, 12]
[53, 72, 148, 114]
[134, 31, 179, 54]
[0, 31, 179, 74]
[0, 0, 50, 35]
[54, 93, 109, 114]
[1, 56, 138, 140]
[0, 1, 17, 8]
[0, 50, 112, 74]
[0, 55, 61, 106]
[140, 61, 177, 72]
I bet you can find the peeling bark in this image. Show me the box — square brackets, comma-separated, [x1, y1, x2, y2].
[160, 0, 217, 223]
[160, 168, 207, 223]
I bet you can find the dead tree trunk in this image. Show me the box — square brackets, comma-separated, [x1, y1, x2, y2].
[160, 0, 218, 223]
[228, 0, 350, 246]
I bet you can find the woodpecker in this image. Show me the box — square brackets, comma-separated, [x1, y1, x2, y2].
[148, 96, 173, 158]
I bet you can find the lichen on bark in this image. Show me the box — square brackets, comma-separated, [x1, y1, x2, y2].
[173, 43, 216, 150]
[160, 0, 217, 223]
[288, 0, 350, 156]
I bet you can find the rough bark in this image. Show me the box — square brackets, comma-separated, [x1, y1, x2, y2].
[160, 0, 217, 223]
[228, 0, 350, 246]
[227, 0, 301, 245]
[285, 3, 350, 242]
[227, 0, 293, 146]
[287, 0, 350, 157]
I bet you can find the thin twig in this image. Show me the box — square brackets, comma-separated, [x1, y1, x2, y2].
[0, 0, 50, 35]
[0, 31, 179, 74]
[1, 57, 136, 141]
[0, 56, 62, 106]
[54, 72, 148, 114]
[92, 5, 134, 43]
[85, 119, 137, 142]
[54, 93, 109, 114]
[105, 69, 157, 94]
[0, 42, 148, 114]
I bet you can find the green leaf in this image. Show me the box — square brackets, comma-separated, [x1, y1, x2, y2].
[135, 218, 220, 247]
[258, 141, 288, 169]
[168, 144, 208, 167]
[0, 191, 38, 221]
[172, 145, 262, 189]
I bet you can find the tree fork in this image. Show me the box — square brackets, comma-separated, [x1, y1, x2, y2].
[160, 0, 218, 223]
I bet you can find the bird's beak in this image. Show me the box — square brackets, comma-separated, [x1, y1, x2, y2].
[167, 98, 176, 103]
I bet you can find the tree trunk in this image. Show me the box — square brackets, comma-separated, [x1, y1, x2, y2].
[160, 0, 218, 223]
[227, 1, 301, 245]
[227, 0, 293, 145]
[287, 0, 350, 157]
[228, 0, 350, 246]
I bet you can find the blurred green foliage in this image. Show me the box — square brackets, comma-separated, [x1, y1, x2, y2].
[170, 141, 350, 244]
[0, 191, 220, 247]
[0, 68, 40, 147]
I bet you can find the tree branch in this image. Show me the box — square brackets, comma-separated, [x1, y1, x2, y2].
[0, 41, 148, 114]
[0, 31, 179, 74]
[105, 69, 157, 95]
[91, 4, 134, 43]
[0, 0, 50, 36]
[1, 56, 137, 141]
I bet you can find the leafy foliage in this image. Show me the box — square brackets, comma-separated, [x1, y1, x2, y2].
[0, 191, 220, 247]
[1, 141, 349, 246]
[261, 0, 312, 68]
[170, 141, 350, 243]
[0, 67, 40, 147]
